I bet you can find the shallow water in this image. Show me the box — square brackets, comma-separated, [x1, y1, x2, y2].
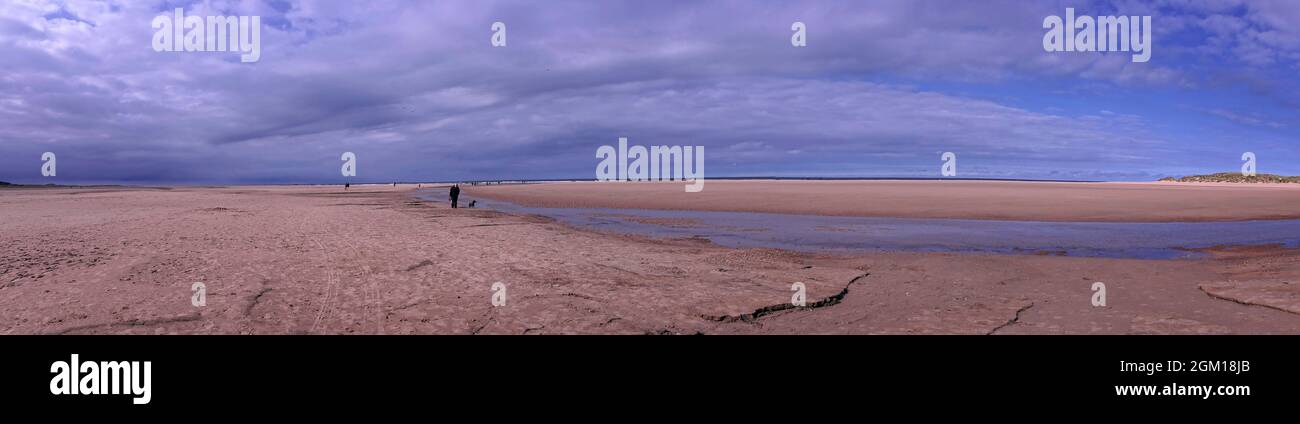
[416, 189, 1300, 259]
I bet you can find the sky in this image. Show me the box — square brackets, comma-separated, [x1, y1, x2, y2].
[1, 0, 1298, 184]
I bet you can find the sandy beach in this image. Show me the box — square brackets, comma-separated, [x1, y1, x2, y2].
[469, 180, 1300, 222]
[2, 182, 1299, 334]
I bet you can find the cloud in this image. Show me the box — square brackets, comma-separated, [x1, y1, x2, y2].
[0, 0, 1295, 184]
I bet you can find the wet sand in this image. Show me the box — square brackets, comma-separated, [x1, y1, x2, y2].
[2, 184, 1299, 334]
[468, 180, 1300, 222]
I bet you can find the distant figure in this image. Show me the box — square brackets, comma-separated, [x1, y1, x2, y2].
[449, 184, 460, 208]
[468, 200, 477, 208]
[345, 183, 350, 190]
[393, 182, 397, 187]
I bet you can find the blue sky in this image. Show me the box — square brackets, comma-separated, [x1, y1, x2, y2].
[1, 0, 1297, 184]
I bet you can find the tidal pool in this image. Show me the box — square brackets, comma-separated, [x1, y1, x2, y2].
[417, 189, 1300, 259]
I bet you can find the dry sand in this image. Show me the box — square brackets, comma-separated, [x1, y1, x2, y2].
[469, 180, 1300, 222]
[2, 183, 1298, 335]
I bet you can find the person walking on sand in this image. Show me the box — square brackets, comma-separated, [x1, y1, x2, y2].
[449, 184, 460, 208]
